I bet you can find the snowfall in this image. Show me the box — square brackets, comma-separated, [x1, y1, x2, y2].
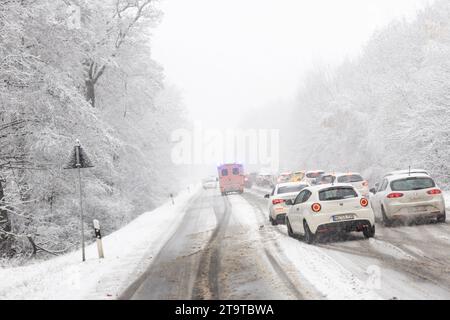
[0, 186, 449, 300]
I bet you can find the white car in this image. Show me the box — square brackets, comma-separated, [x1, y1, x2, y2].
[319, 172, 370, 197]
[370, 173, 446, 226]
[202, 177, 218, 189]
[265, 182, 310, 225]
[383, 169, 429, 178]
[285, 184, 375, 244]
[335, 173, 370, 197]
[303, 170, 325, 185]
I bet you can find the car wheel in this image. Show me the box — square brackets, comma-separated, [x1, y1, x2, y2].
[286, 218, 295, 238]
[437, 212, 446, 223]
[303, 220, 315, 245]
[269, 215, 277, 226]
[363, 225, 376, 239]
[381, 206, 392, 227]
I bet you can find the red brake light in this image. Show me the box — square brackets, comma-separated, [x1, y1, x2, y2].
[427, 189, 442, 195]
[360, 198, 369, 207]
[272, 199, 285, 205]
[311, 203, 322, 213]
[387, 193, 404, 199]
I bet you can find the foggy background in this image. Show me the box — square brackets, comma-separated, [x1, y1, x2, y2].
[153, 0, 433, 128]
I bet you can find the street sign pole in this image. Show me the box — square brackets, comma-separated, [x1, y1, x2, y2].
[64, 139, 94, 263]
[75, 141, 85, 262]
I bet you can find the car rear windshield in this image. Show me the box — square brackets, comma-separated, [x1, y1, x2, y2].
[319, 187, 358, 201]
[337, 175, 364, 183]
[277, 185, 308, 195]
[391, 177, 435, 191]
[307, 172, 322, 179]
[320, 175, 335, 184]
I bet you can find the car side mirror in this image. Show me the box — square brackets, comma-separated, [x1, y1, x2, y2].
[285, 199, 294, 206]
[264, 194, 270, 199]
[370, 188, 377, 194]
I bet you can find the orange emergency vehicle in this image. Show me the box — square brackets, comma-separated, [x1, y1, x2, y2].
[218, 163, 245, 196]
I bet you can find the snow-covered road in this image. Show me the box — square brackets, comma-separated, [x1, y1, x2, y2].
[3, 186, 450, 300]
[123, 187, 450, 300]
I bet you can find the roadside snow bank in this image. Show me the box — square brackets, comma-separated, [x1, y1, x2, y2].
[0, 185, 200, 300]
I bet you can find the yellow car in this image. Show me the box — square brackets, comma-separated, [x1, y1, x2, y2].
[291, 171, 306, 182]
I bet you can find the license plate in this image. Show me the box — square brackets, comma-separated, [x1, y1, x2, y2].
[410, 206, 428, 213]
[333, 214, 355, 222]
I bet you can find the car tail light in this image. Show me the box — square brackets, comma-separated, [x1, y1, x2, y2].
[427, 189, 442, 195]
[360, 198, 369, 207]
[272, 199, 285, 205]
[311, 203, 322, 213]
[362, 181, 369, 187]
[387, 193, 404, 199]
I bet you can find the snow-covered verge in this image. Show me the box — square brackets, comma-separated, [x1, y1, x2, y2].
[0, 184, 200, 300]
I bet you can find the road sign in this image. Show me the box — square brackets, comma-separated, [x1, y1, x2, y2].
[64, 140, 94, 262]
[64, 140, 94, 169]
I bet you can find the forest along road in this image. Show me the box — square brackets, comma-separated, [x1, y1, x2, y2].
[121, 188, 450, 300]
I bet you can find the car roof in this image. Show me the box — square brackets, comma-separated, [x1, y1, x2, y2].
[306, 170, 324, 173]
[277, 182, 310, 188]
[386, 173, 432, 181]
[335, 172, 363, 177]
[307, 183, 354, 192]
[384, 169, 429, 177]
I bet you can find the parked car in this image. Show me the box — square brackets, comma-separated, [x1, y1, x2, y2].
[264, 182, 310, 226]
[218, 164, 245, 196]
[202, 176, 218, 190]
[285, 184, 375, 244]
[370, 173, 446, 226]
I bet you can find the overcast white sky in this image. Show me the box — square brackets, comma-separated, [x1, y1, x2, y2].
[152, 0, 433, 128]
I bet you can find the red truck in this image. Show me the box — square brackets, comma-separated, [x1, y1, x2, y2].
[218, 164, 245, 196]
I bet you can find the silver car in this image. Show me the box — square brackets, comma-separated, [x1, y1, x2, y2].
[265, 182, 310, 225]
[370, 173, 446, 226]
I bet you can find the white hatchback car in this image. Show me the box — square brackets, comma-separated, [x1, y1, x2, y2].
[370, 173, 446, 226]
[285, 184, 375, 244]
[318, 173, 370, 197]
[265, 182, 310, 225]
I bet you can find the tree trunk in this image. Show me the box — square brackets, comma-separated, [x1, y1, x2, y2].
[85, 78, 96, 107]
[83, 61, 106, 108]
[0, 180, 12, 256]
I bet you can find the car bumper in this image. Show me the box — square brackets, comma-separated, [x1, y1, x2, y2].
[390, 211, 444, 222]
[385, 199, 445, 220]
[316, 219, 372, 234]
[307, 208, 375, 234]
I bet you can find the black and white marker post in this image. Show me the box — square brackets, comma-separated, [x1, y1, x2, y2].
[93, 219, 104, 259]
[64, 140, 94, 262]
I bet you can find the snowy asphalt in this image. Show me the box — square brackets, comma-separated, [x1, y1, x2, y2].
[121, 188, 450, 300]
